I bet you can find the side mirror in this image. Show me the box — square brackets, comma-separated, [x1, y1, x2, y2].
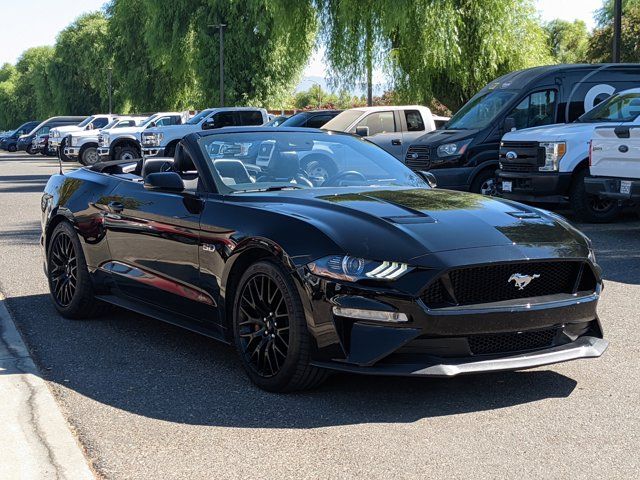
[144, 172, 184, 192]
[355, 126, 370, 137]
[147, 121, 156, 129]
[417, 170, 437, 188]
[202, 119, 217, 130]
[504, 117, 516, 132]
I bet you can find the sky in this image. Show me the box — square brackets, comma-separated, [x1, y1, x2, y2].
[0, 0, 607, 92]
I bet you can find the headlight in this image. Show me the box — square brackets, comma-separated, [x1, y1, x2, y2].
[142, 132, 163, 146]
[70, 136, 78, 146]
[308, 255, 411, 282]
[539, 142, 566, 171]
[436, 139, 471, 158]
[100, 134, 109, 146]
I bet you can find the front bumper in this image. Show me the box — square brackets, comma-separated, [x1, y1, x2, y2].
[141, 146, 165, 157]
[585, 176, 640, 201]
[64, 146, 80, 158]
[497, 170, 572, 203]
[97, 146, 110, 159]
[313, 336, 608, 377]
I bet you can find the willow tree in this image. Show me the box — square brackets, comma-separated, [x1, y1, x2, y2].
[48, 12, 111, 114]
[318, 0, 552, 112]
[140, 0, 317, 109]
[12, 47, 57, 122]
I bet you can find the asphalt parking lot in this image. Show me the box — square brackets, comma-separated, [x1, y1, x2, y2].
[1, 150, 639, 479]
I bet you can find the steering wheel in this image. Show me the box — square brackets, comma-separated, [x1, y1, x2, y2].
[323, 171, 367, 187]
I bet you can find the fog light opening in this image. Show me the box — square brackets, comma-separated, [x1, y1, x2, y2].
[332, 306, 408, 323]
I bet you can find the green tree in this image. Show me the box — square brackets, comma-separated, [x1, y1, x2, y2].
[318, 0, 552, 112]
[544, 19, 590, 64]
[141, 0, 317, 109]
[48, 11, 111, 114]
[588, 3, 640, 62]
[11, 47, 57, 123]
[594, 0, 640, 26]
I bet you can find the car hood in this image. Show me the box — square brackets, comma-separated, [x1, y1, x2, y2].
[413, 129, 479, 146]
[52, 125, 82, 135]
[102, 126, 143, 136]
[240, 187, 588, 263]
[503, 122, 603, 142]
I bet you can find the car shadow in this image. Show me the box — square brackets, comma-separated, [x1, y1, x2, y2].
[0, 174, 52, 194]
[5, 293, 578, 430]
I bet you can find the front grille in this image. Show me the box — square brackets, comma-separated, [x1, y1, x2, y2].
[421, 261, 595, 308]
[500, 162, 538, 173]
[499, 140, 543, 167]
[468, 329, 557, 355]
[405, 145, 431, 170]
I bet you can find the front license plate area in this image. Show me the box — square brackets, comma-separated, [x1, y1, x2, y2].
[620, 180, 632, 195]
[503, 181, 512, 192]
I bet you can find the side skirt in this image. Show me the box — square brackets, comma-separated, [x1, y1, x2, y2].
[95, 294, 230, 344]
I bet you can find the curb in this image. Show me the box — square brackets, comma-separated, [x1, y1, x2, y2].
[0, 295, 95, 480]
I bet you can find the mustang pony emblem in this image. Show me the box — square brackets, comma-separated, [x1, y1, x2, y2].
[508, 273, 540, 290]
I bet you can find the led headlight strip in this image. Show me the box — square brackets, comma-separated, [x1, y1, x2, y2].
[366, 261, 408, 280]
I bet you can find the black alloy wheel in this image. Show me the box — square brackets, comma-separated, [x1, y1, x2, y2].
[237, 273, 290, 378]
[233, 260, 328, 392]
[46, 221, 105, 319]
[49, 230, 78, 307]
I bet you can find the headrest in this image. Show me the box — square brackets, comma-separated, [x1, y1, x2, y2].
[174, 142, 196, 172]
[214, 159, 252, 184]
[268, 151, 299, 178]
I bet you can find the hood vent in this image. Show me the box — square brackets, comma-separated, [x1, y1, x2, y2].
[507, 211, 541, 220]
[383, 214, 436, 224]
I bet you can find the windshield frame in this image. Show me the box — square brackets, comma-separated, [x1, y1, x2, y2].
[76, 116, 95, 128]
[196, 130, 428, 195]
[445, 90, 517, 130]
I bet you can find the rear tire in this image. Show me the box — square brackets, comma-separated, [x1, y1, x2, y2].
[232, 259, 329, 392]
[569, 168, 621, 223]
[46, 221, 106, 319]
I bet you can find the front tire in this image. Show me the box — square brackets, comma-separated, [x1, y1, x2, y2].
[116, 145, 140, 161]
[26, 145, 38, 155]
[233, 259, 328, 392]
[569, 168, 621, 223]
[8, 144, 17, 152]
[80, 146, 99, 166]
[471, 168, 498, 195]
[47, 221, 105, 319]
[59, 138, 73, 162]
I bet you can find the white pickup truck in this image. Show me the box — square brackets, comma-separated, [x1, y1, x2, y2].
[583, 125, 640, 222]
[141, 107, 268, 158]
[322, 106, 447, 162]
[49, 114, 117, 161]
[97, 112, 188, 161]
[64, 116, 147, 165]
[498, 87, 640, 222]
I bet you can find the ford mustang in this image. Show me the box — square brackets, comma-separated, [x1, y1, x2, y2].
[41, 127, 608, 391]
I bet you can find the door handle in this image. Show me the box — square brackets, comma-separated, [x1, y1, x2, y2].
[107, 201, 124, 213]
[391, 139, 402, 145]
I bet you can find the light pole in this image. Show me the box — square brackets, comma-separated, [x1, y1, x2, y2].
[613, 0, 622, 62]
[107, 67, 113, 114]
[209, 23, 227, 106]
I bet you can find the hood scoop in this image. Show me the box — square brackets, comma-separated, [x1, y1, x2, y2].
[383, 214, 436, 224]
[507, 211, 542, 220]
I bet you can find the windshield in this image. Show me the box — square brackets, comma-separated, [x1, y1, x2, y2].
[103, 119, 120, 129]
[198, 131, 427, 193]
[577, 92, 640, 123]
[77, 116, 95, 128]
[187, 109, 215, 125]
[322, 110, 364, 131]
[446, 90, 516, 129]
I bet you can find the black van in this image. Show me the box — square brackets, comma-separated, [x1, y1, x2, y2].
[16, 116, 86, 154]
[0, 120, 40, 152]
[404, 64, 640, 193]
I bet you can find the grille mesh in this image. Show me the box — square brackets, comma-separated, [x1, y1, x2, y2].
[422, 261, 593, 307]
[468, 329, 557, 355]
[405, 145, 431, 170]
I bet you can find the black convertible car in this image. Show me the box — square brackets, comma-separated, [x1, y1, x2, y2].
[41, 127, 608, 391]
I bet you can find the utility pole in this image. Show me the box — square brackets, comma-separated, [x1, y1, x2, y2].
[613, 0, 622, 62]
[209, 23, 227, 106]
[108, 67, 113, 114]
